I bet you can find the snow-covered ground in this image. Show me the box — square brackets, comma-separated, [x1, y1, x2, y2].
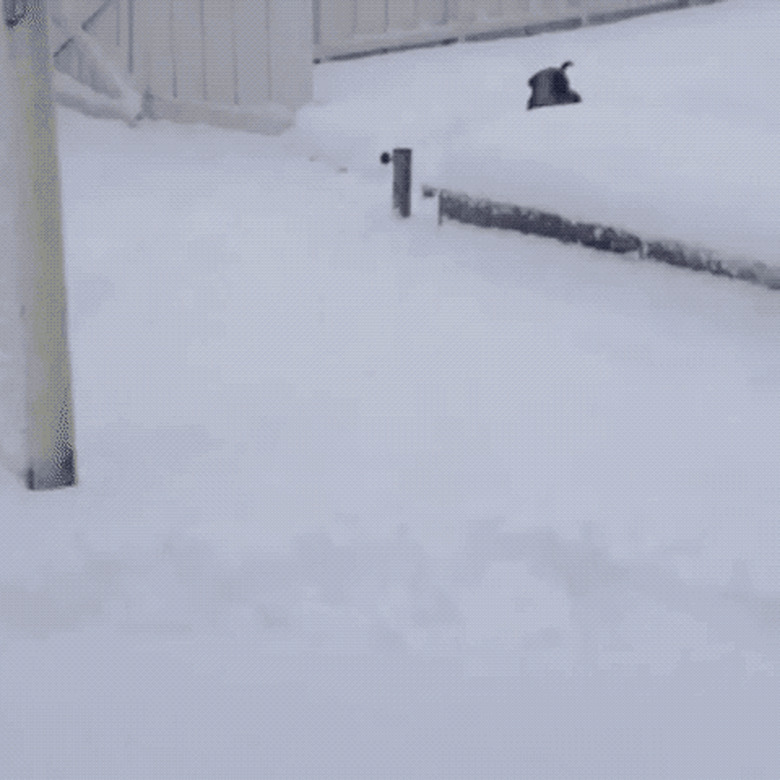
[2, 1, 780, 777]
[305, 0, 780, 267]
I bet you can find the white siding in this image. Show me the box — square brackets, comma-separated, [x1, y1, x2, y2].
[314, 0, 716, 60]
[234, 1, 272, 106]
[267, 0, 313, 108]
[170, 0, 204, 102]
[52, 0, 312, 131]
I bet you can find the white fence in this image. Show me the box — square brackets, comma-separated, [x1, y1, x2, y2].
[313, 0, 718, 61]
[47, 1, 720, 130]
[50, 0, 312, 132]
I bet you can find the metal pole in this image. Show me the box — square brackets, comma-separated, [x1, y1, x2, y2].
[392, 148, 412, 218]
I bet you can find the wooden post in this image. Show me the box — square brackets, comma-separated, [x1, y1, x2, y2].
[1, 0, 77, 489]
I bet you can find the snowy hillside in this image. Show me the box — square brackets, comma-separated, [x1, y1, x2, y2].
[2, 1, 780, 777]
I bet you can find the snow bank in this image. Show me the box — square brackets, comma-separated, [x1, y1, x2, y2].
[438, 188, 780, 289]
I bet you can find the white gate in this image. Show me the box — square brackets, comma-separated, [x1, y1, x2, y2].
[51, 0, 312, 133]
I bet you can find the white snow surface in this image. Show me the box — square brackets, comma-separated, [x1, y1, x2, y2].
[2, 2, 780, 777]
[305, 0, 780, 266]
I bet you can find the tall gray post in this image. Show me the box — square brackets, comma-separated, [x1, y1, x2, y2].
[1, 0, 77, 489]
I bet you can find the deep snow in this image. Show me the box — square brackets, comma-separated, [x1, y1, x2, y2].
[2, 1, 780, 777]
[303, 0, 780, 266]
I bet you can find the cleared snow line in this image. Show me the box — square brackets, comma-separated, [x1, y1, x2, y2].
[434, 188, 780, 291]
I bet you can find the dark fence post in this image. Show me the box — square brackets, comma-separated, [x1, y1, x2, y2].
[381, 148, 412, 217]
[393, 148, 412, 217]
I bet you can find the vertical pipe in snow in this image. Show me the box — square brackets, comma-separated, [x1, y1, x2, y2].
[1, 0, 76, 489]
[392, 148, 412, 218]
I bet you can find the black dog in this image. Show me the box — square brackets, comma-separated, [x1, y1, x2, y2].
[527, 61, 581, 110]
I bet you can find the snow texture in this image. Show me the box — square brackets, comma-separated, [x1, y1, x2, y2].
[2, 1, 780, 777]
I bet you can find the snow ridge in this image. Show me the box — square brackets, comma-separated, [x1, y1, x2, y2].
[437, 189, 780, 290]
